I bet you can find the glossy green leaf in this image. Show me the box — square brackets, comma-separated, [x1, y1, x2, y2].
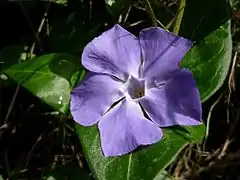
[4, 53, 84, 113]
[182, 21, 232, 102]
[180, 0, 232, 102]
[76, 124, 204, 180]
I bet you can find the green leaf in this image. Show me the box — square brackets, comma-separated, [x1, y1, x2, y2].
[75, 124, 204, 180]
[4, 53, 84, 113]
[41, 163, 92, 180]
[180, 0, 232, 102]
[182, 21, 232, 102]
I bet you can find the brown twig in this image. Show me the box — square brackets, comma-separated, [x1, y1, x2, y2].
[30, 2, 52, 56]
[25, 128, 49, 168]
[227, 51, 238, 123]
[123, 5, 132, 25]
[144, 0, 167, 29]
[203, 92, 225, 150]
[18, 2, 40, 46]
[0, 84, 21, 139]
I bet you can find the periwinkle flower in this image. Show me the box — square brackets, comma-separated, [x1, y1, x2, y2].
[70, 24, 202, 157]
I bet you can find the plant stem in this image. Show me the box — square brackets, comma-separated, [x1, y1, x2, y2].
[172, 0, 186, 34]
[144, 0, 157, 26]
[144, 0, 167, 29]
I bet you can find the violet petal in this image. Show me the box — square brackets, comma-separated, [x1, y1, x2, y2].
[70, 72, 124, 126]
[139, 27, 193, 86]
[98, 99, 162, 157]
[140, 69, 202, 127]
[82, 24, 141, 81]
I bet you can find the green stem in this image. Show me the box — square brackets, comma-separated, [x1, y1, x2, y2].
[172, 0, 186, 34]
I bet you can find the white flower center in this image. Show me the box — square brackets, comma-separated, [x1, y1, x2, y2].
[125, 76, 145, 99]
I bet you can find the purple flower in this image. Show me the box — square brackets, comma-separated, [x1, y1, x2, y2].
[70, 24, 202, 157]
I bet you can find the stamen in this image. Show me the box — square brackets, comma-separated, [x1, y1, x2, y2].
[126, 76, 145, 99]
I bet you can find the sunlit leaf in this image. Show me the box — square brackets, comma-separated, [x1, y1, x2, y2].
[76, 125, 204, 180]
[4, 53, 84, 113]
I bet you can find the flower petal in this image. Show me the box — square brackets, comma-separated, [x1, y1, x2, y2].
[82, 24, 141, 81]
[140, 69, 202, 127]
[98, 99, 162, 157]
[139, 27, 193, 85]
[70, 72, 124, 126]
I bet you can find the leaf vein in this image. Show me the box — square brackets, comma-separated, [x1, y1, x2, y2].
[126, 154, 132, 180]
